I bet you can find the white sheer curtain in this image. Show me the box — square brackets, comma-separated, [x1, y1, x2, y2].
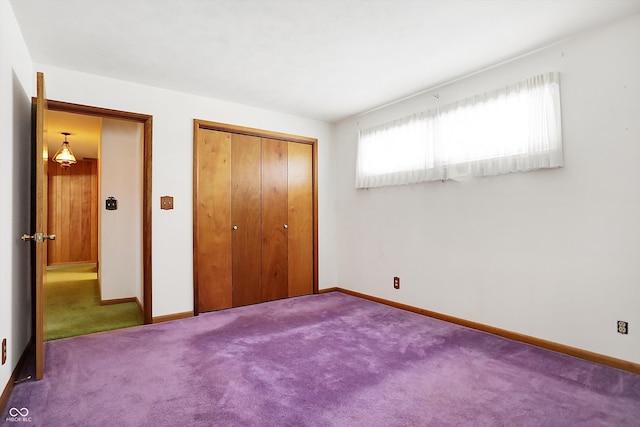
[355, 72, 563, 188]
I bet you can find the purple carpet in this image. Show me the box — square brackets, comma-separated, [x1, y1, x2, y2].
[3, 292, 640, 426]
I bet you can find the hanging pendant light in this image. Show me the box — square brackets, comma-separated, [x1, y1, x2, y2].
[53, 132, 77, 168]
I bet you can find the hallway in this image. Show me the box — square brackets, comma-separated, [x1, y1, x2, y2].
[45, 264, 142, 340]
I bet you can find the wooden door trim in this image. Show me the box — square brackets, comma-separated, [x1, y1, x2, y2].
[312, 135, 319, 297]
[193, 120, 319, 315]
[44, 99, 153, 324]
[194, 119, 317, 145]
[34, 72, 47, 380]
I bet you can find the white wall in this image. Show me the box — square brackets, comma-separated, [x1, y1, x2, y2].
[0, 0, 34, 394]
[100, 119, 143, 303]
[335, 14, 640, 364]
[35, 63, 338, 317]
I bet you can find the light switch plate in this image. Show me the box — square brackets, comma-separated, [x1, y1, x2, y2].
[106, 196, 118, 210]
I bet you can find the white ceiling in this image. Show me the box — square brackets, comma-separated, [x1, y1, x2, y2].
[10, 0, 640, 123]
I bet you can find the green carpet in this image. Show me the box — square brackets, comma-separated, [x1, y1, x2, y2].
[45, 264, 143, 340]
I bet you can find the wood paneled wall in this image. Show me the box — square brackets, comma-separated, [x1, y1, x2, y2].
[47, 160, 98, 265]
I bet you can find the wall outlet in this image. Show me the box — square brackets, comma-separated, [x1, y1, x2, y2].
[617, 321, 628, 335]
[1, 338, 6, 365]
[393, 276, 400, 289]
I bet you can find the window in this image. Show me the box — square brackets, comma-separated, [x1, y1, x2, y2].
[355, 72, 563, 188]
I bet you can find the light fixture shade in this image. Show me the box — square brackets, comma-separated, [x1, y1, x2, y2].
[53, 132, 77, 168]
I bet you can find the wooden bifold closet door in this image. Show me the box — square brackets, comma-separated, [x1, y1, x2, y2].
[194, 121, 317, 314]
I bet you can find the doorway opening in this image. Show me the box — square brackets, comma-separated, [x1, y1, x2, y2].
[44, 100, 153, 335]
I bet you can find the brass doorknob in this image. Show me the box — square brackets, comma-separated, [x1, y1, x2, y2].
[21, 233, 56, 242]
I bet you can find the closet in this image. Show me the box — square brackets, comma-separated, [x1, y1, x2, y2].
[193, 120, 317, 313]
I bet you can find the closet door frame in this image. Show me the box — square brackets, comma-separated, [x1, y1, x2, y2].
[192, 119, 318, 315]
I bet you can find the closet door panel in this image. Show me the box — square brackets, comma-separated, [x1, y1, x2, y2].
[194, 120, 317, 313]
[196, 129, 232, 312]
[231, 134, 262, 307]
[287, 142, 314, 297]
[261, 138, 288, 301]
